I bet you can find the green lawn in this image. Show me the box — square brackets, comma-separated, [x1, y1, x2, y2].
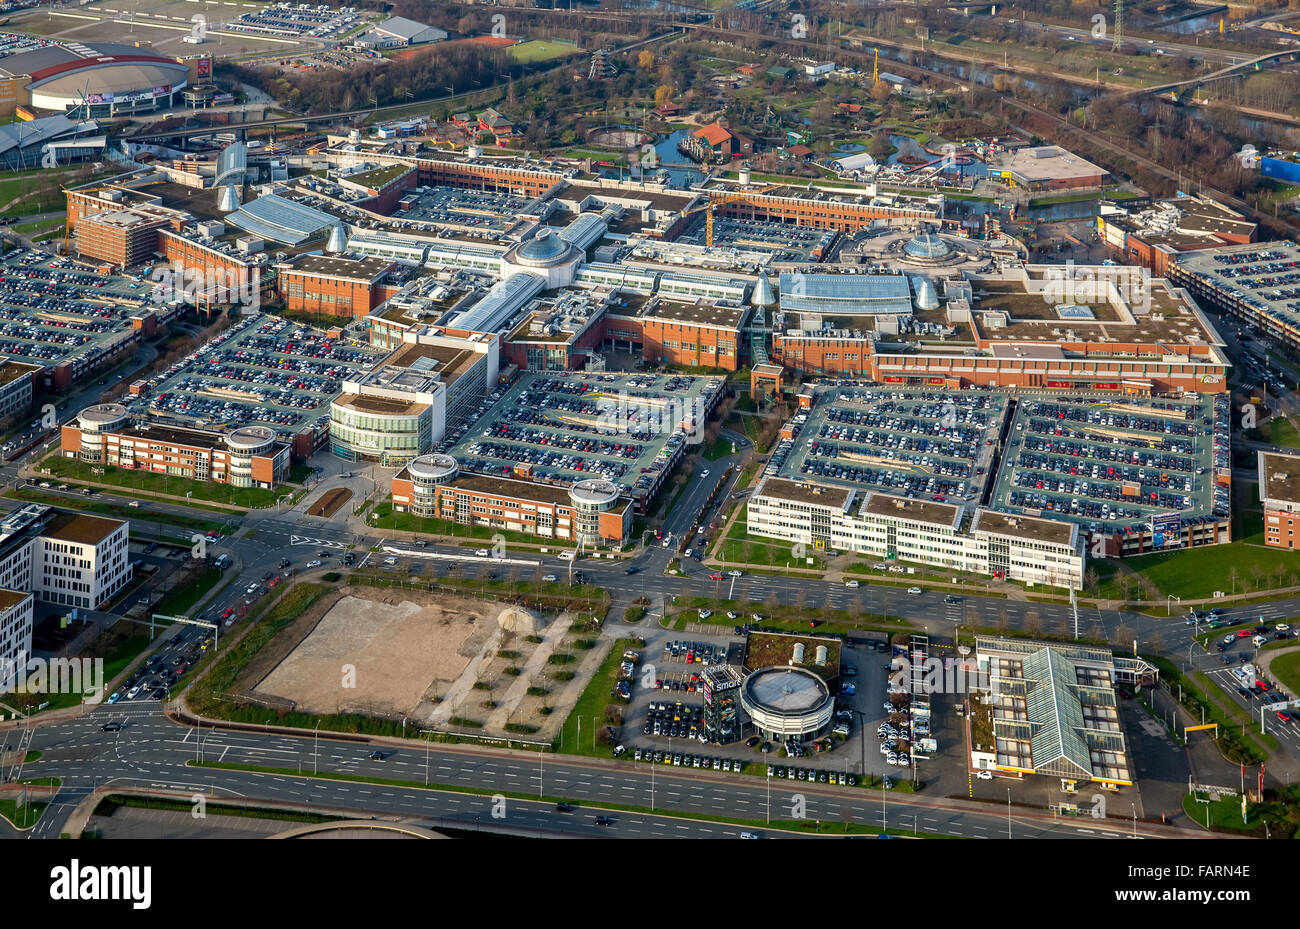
[0, 778, 57, 828]
[1271, 650, 1300, 696]
[1092, 540, 1300, 600]
[507, 40, 582, 63]
[39, 455, 289, 509]
[557, 636, 642, 758]
[704, 435, 735, 461]
[1265, 415, 1300, 449]
[153, 566, 227, 617]
[370, 500, 552, 547]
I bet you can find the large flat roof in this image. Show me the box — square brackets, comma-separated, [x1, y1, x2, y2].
[756, 477, 852, 509]
[998, 146, 1106, 182]
[973, 509, 1076, 547]
[860, 492, 960, 528]
[42, 511, 123, 545]
[1259, 450, 1300, 506]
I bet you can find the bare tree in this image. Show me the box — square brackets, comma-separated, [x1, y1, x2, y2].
[1024, 610, 1043, 637]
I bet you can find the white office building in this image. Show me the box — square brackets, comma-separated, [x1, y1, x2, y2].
[747, 477, 1084, 589]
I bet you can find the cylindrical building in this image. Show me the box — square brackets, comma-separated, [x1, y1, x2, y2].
[74, 403, 129, 463]
[739, 667, 835, 741]
[402, 453, 459, 516]
[568, 479, 620, 548]
[223, 425, 276, 488]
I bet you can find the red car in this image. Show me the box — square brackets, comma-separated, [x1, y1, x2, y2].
[709, 573, 723, 581]
[1277, 711, 1292, 723]
[1237, 630, 1253, 638]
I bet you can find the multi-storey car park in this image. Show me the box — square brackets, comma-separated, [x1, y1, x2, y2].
[1169, 240, 1300, 353]
[0, 247, 164, 390]
[991, 392, 1231, 555]
[438, 371, 726, 514]
[748, 383, 1232, 585]
[777, 386, 1008, 507]
[128, 312, 388, 445]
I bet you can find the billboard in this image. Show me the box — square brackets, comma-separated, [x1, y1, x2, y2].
[196, 57, 211, 80]
[86, 92, 113, 105]
[1150, 512, 1181, 547]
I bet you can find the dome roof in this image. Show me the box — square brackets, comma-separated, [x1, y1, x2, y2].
[517, 228, 568, 263]
[904, 232, 952, 261]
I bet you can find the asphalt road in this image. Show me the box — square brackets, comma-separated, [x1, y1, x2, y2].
[3, 704, 1183, 840]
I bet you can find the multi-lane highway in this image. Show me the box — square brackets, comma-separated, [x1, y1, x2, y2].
[3, 701, 1205, 840]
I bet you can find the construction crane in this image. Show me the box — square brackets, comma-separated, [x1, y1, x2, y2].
[682, 184, 782, 247]
[873, 47, 879, 83]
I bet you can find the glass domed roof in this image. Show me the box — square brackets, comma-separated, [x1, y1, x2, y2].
[904, 232, 952, 261]
[517, 228, 568, 263]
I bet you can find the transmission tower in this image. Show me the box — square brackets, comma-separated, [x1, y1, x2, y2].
[1112, 0, 1123, 51]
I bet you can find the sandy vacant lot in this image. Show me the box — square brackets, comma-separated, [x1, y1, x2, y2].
[254, 591, 495, 718]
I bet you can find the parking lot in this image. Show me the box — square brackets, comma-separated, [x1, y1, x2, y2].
[134, 313, 387, 432]
[442, 371, 722, 500]
[992, 392, 1229, 532]
[778, 386, 1007, 504]
[224, 2, 370, 38]
[400, 186, 546, 236]
[678, 215, 833, 263]
[612, 621, 921, 782]
[0, 247, 153, 367]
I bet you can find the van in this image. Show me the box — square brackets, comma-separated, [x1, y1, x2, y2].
[1253, 635, 1268, 648]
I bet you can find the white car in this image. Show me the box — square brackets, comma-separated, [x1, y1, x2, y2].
[306, 560, 322, 568]
[701, 470, 710, 478]
[976, 770, 994, 781]
[542, 574, 558, 582]
[844, 579, 859, 588]
[474, 549, 490, 557]
[907, 587, 922, 595]
[727, 570, 742, 577]
[739, 831, 759, 839]
[698, 609, 713, 619]
[1278, 624, 1291, 633]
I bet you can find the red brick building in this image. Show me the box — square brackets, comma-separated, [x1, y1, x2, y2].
[275, 254, 395, 318]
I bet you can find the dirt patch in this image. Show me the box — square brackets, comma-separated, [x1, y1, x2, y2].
[307, 487, 352, 518]
[241, 585, 607, 740]
[252, 588, 495, 718]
